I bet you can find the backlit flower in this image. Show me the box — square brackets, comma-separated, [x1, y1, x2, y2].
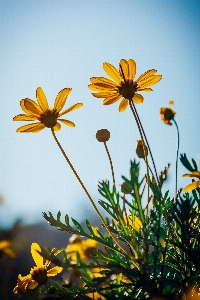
[13, 87, 83, 133]
[13, 242, 62, 294]
[183, 171, 200, 193]
[88, 59, 162, 112]
[0, 240, 15, 258]
[160, 100, 176, 125]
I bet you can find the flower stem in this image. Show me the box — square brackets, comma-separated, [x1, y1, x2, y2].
[103, 141, 116, 191]
[173, 119, 180, 200]
[51, 129, 134, 260]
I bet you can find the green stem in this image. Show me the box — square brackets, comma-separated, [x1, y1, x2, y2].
[104, 141, 116, 191]
[51, 128, 134, 260]
[173, 119, 180, 200]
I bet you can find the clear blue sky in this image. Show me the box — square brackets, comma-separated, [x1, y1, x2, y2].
[0, 0, 200, 227]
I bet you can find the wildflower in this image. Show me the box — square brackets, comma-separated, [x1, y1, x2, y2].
[88, 59, 162, 112]
[96, 129, 110, 142]
[136, 140, 148, 159]
[0, 240, 15, 258]
[183, 171, 200, 192]
[13, 87, 83, 133]
[66, 234, 98, 262]
[13, 242, 62, 294]
[160, 100, 176, 125]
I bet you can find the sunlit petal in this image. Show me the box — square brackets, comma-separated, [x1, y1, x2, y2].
[137, 75, 162, 88]
[47, 266, 63, 276]
[103, 62, 121, 84]
[20, 99, 38, 115]
[36, 87, 49, 112]
[128, 59, 136, 81]
[183, 172, 200, 179]
[137, 87, 153, 92]
[103, 94, 122, 105]
[59, 103, 83, 117]
[16, 122, 45, 133]
[120, 59, 129, 79]
[13, 114, 39, 121]
[135, 69, 157, 83]
[54, 88, 72, 111]
[58, 119, 75, 127]
[118, 98, 128, 112]
[90, 77, 117, 88]
[23, 99, 43, 116]
[28, 280, 38, 289]
[91, 91, 115, 98]
[53, 122, 61, 131]
[184, 180, 200, 193]
[132, 93, 144, 104]
[31, 243, 43, 267]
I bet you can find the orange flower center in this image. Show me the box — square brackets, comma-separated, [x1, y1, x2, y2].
[39, 109, 59, 128]
[118, 81, 137, 99]
[30, 266, 48, 284]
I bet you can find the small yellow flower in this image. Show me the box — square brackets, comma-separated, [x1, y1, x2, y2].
[160, 100, 176, 125]
[183, 171, 200, 193]
[13, 87, 83, 133]
[88, 59, 162, 112]
[0, 240, 15, 258]
[66, 234, 98, 262]
[13, 242, 62, 294]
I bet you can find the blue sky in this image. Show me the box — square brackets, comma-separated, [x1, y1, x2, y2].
[0, 0, 200, 227]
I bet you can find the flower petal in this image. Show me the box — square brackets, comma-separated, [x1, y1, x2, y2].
[53, 122, 61, 131]
[58, 119, 75, 127]
[184, 180, 200, 193]
[103, 94, 122, 105]
[13, 114, 39, 121]
[128, 59, 136, 81]
[103, 62, 121, 84]
[23, 99, 43, 116]
[20, 99, 38, 115]
[27, 280, 38, 290]
[137, 88, 153, 92]
[90, 77, 117, 88]
[36, 87, 49, 112]
[135, 69, 157, 83]
[120, 59, 129, 80]
[59, 103, 83, 117]
[91, 91, 115, 98]
[137, 75, 162, 88]
[31, 243, 43, 267]
[16, 123, 45, 133]
[118, 98, 128, 112]
[183, 172, 200, 179]
[47, 266, 63, 276]
[132, 93, 144, 104]
[54, 88, 72, 111]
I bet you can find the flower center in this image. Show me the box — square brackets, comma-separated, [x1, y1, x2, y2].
[39, 109, 59, 128]
[163, 108, 174, 120]
[30, 266, 48, 284]
[118, 81, 137, 99]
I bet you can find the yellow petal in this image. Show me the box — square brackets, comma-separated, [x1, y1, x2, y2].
[183, 172, 200, 178]
[20, 99, 37, 115]
[103, 62, 121, 84]
[28, 280, 38, 289]
[16, 122, 45, 133]
[91, 91, 115, 98]
[90, 77, 117, 88]
[13, 114, 39, 121]
[128, 59, 136, 81]
[132, 93, 144, 104]
[58, 119, 75, 127]
[54, 88, 72, 112]
[135, 69, 157, 83]
[137, 88, 153, 92]
[23, 99, 43, 116]
[59, 103, 83, 117]
[0, 240, 10, 250]
[88, 84, 115, 92]
[184, 180, 200, 193]
[36, 87, 49, 112]
[118, 98, 128, 112]
[53, 122, 61, 131]
[137, 75, 162, 88]
[47, 266, 63, 276]
[120, 59, 129, 80]
[103, 94, 122, 105]
[31, 243, 43, 267]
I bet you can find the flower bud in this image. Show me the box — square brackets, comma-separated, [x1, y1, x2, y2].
[136, 140, 148, 159]
[96, 129, 110, 142]
[121, 182, 132, 194]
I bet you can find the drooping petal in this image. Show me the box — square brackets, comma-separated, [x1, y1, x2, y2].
[16, 123, 45, 133]
[36, 87, 49, 112]
[13, 114, 39, 121]
[53, 122, 61, 131]
[135, 69, 157, 83]
[27, 280, 38, 289]
[58, 119, 75, 127]
[128, 59, 136, 81]
[23, 99, 43, 116]
[137, 75, 162, 88]
[103, 94, 122, 105]
[118, 98, 128, 112]
[183, 172, 200, 179]
[47, 266, 63, 276]
[132, 93, 144, 104]
[31, 243, 43, 267]
[54, 88, 72, 111]
[91, 91, 115, 98]
[184, 180, 200, 193]
[120, 59, 129, 80]
[103, 62, 121, 84]
[59, 103, 83, 117]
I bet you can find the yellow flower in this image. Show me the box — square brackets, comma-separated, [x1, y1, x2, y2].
[183, 171, 200, 193]
[88, 59, 162, 112]
[0, 240, 15, 258]
[66, 234, 98, 262]
[160, 100, 176, 125]
[13, 242, 63, 294]
[13, 87, 83, 133]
